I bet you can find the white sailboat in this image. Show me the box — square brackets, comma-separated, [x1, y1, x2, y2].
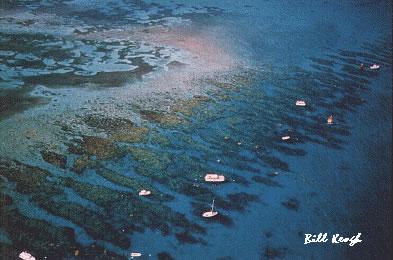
[202, 199, 218, 218]
[130, 252, 142, 258]
[295, 100, 306, 106]
[138, 189, 151, 196]
[19, 252, 36, 260]
[327, 115, 334, 125]
[204, 173, 225, 182]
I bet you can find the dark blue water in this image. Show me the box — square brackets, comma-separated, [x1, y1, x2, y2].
[128, 1, 393, 259]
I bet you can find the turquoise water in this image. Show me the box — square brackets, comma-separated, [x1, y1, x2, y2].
[0, 1, 392, 259]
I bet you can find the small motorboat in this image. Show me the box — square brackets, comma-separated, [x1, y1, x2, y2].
[281, 136, 291, 140]
[327, 115, 334, 125]
[204, 173, 225, 182]
[19, 252, 36, 260]
[131, 252, 142, 258]
[138, 189, 151, 196]
[295, 100, 306, 106]
[202, 199, 218, 218]
[369, 64, 380, 70]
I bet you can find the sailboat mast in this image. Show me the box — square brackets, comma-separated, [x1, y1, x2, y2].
[211, 199, 215, 212]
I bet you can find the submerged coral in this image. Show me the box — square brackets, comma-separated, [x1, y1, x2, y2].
[281, 198, 300, 211]
[139, 110, 184, 126]
[40, 150, 67, 169]
[263, 246, 288, 259]
[0, 0, 391, 258]
[74, 136, 124, 160]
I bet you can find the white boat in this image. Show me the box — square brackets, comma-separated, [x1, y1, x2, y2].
[295, 100, 306, 106]
[19, 252, 36, 260]
[281, 136, 290, 140]
[131, 252, 142, 258]
[369, 64, 380, 70]
[204, 173, 225, 182]
[327, 115, 334, 125]
[202, 199, 218, 218]
[138, 189, 151, 196]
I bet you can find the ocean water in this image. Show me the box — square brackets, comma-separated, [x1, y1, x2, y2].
[0, 1, 392, 259]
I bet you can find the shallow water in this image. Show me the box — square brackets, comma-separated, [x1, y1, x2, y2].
[0, 1, 392, 259]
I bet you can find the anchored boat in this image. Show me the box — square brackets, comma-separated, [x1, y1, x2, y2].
[202, 199, 218, 218]
[131, 252, 142, 258]
[19, 252, 36, 260]
[295, 100, 306, 106]
[204, 173, 225, 182]
[138, 189, 151, 196]
[369, 64, 380, 70]
[327, 115, 334, 125]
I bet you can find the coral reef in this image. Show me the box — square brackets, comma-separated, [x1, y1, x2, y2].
[40, 150, 67, 169]
[281, 198, 300, 211]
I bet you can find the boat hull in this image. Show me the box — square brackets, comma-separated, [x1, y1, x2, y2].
[202, 211, 218, 218]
